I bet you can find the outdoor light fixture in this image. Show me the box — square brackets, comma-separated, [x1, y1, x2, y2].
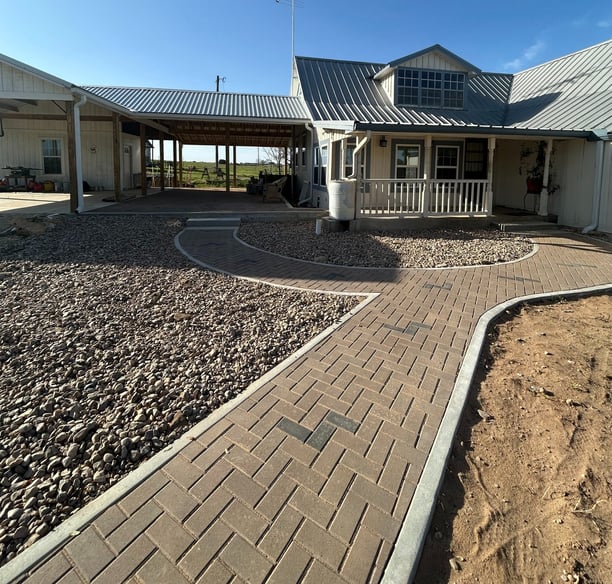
[379, 136, 388, 148]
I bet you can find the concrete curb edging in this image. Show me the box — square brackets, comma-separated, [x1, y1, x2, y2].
[1, 236, 378, 584]
[381, 283, 612, 584]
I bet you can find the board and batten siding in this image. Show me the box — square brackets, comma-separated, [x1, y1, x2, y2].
[395, 52, 467, 72]
[595, 140, 612, 233]
[0, 62, 71, 99]
[0, 118, 141, 192]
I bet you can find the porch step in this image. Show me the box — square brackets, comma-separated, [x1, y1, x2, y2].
[186, 217, 241, 228]
[494, 220, 559, 233]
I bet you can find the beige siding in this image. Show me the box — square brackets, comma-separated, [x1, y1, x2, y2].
[555, 140, 595, 228]
[0, 62, 70, 98]
[381, 73, 394, 102]
[0, 117, 140, 192]
[596, 141, 612, 233]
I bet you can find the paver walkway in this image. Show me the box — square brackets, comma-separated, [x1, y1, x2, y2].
[8, 227, 612, 584]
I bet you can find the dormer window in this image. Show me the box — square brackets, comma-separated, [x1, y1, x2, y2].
[397, 68, 465, 109]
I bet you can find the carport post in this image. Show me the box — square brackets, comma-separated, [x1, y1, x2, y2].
[140, 124, 147, 196]
[159, 136, 165, 192]
[233, 145, 237, 188]
[225, 143, 230, 192]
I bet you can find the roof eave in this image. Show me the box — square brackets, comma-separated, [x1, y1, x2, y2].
[353, 121, 597, 139]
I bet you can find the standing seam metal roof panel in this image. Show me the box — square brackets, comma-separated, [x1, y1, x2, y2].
[81, 86, 310, 120]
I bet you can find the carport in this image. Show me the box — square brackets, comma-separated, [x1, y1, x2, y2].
[82, 85, 312, 198]
[0, 53, 312, 214]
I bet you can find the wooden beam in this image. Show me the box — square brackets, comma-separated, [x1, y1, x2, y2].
[140, 123, 147, 196]
[0, 113, 113, 121]
[179, 142, 183, 187]
[112, 113, 123, 201]
[65, 100, 78, 213]
[159, 135, 165, 191]
[172, 139, 178, 187]
[233, 145, 237, 188]
[225, 142, 230, 193]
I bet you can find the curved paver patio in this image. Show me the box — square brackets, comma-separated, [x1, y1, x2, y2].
[7, 226, 612, 584]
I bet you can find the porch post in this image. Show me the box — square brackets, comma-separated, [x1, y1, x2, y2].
[538, 138, 553, 217]
[423, 136, 432, 217]
[487, 137, 496, 215]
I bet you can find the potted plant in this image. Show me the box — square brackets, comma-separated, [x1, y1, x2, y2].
[520, 141, 546, 194]
[519, 141, 559, 195]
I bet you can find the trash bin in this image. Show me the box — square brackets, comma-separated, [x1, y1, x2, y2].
[328, 180, 356, 220]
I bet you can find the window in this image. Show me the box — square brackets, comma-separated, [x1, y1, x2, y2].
[342, 137, 367, 178]
[395, 145, 420, 179]
[313, 144, 329, 186]
[397, 68, 465, 109]
[320, 145, 328, 186]
[435, 146, 459, 179]
[42, 139, 62, 174]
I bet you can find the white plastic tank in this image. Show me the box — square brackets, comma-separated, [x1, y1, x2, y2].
[328, 180, 356, 220]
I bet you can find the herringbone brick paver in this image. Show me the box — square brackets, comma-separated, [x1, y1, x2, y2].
[12, 228, 612, 584]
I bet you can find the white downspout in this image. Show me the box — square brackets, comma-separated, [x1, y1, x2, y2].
[347, 131, 371, 221]
[71, 89, 87, 213]
[347, 130, 371, 179]
[582, 140, 605, 234]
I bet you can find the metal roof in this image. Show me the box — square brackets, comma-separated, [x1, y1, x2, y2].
[295, 40, 612, 137]
[80, 86, 311, 147]
[506, 39, 612, 133]
[295, 56, 511, 130]
[82, 86, 310, 122]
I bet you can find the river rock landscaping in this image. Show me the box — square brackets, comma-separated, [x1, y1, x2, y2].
[0, 215, 359, 566]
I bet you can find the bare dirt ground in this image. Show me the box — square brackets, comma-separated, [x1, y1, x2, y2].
[416, 294, 611, 584]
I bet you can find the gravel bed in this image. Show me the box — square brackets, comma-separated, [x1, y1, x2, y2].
[238, 221, 534, 268]
[0, 215, 359, 565]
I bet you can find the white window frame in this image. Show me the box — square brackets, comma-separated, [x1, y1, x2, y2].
[394, 144, 421, 179]
[434, 145, 460, 180]
[41, 138, 63, 175]
[313, 144, 328, 186]
[397, 68, 465, 109]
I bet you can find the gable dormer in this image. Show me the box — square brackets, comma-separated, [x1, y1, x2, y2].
[374, 44, 481, 110]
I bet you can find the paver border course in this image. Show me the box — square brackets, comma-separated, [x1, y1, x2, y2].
[381, 283, 612, 584]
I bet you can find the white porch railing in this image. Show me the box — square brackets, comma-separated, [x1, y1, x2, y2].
[358, 179, 491, 217]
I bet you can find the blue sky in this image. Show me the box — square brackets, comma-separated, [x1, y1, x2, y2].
[2, 0, 611, 161]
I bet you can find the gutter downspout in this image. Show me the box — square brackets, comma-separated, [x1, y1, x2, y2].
[298, 123, 314, 206]
[71, 89, 87, 213]
[348, 131, 371, 220]
[582, 140, 605, 234]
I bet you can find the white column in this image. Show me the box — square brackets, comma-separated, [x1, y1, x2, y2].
[487, 137, 496, 215]
[538, 138, 553, 216]
[423, 135, 432, 216]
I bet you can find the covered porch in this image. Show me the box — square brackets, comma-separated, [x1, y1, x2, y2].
[322, 130, 560, 221]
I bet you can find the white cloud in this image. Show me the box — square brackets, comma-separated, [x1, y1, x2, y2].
[503, 40, 547, 72]
[597, 19, 612, 27]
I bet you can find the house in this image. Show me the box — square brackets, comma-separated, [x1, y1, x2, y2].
[1, 40, 611, 233]
[292, 41, 612, 233]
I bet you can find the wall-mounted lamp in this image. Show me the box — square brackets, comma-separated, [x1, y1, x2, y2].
[379, 136, 388, 148]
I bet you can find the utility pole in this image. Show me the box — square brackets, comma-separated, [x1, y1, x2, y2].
[215, 75, 225, 169]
